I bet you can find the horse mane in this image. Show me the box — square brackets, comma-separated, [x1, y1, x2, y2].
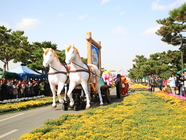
[44, 48, 60, 62]
[66, 45, 81, 59]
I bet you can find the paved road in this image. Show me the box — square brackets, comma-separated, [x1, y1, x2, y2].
[0, 88, 124, 140]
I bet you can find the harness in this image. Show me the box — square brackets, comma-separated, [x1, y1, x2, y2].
[70, 62, 99, 94]
[71, 62, 100, 77]
[69, 62, 91, 81]
[47, 65, 69, 83]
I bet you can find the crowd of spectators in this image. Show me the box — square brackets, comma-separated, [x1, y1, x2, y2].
[0, 78, 52, 101]
[149, 70, 186, 96]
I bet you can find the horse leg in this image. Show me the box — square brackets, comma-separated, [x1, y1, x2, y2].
[95, 67, 103, 105]
[57, 82, 65, 104]
[97, 85, 104, 105]
[67, 82, 76, 107]
[81, 82, 91, 109]
[64, 84, 67, 101]
[50, 84, 57, 108]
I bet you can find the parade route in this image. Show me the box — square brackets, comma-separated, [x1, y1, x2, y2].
[0, 101, 84, 140]
[0, 88, 123, 140]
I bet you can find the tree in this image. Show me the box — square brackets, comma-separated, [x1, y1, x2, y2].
[18, 41, 67, 74]
[148, 51, 180, 78]
[128, 55, 148, 80]
[128, 51, 181, 80]
[156, 3, 186, 67]
[14, 41, 58, 71]
[0, 26, 29, 73]
[81, 57, 87, 64]
[156, 3, 186, 44]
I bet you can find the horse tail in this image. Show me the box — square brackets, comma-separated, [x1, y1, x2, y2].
[88, 64, 100, 93]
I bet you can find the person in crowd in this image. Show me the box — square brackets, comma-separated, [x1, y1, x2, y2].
[163, 78, 168, 87]
[44, 80, 51, 96]
[157, 77, 163, 91]
[17, 80, 22, 98]
[178, 72, 184, 96]
[25, 80, 33, 97]
[168, 74, 177, 94]
[21, 79, 26, 85]
[39, 81, 45, 95]
[1, 79, 7, 100]
[175, 74, 182, 95]
[30, 80, 34, 96]
[7, 80, 13, 99]
[12, 81, 18, 99]
[149, 77, 156, 92]
[183, 71, 186, 96]
[33, 80, 39, 96]
[21, 79, 26, 97]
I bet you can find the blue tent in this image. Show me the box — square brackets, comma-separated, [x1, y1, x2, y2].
[7, 66, 46, 80]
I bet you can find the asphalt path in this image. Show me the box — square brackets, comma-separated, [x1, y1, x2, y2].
[0, 88, 125, 140]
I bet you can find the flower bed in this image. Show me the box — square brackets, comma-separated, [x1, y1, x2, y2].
[0, 97, 54, 114]
[20, 92, 186, 140]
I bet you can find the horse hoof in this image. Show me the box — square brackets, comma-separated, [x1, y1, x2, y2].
[59, 99, 64, 104]
[51, 105, 57, 108]
[100, 104, 104, 106]
[69, 104, 74, 108]
[86, 106, 91, 110]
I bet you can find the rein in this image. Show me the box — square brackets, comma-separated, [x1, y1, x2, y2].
[70, 62, 90, 73]
[71, 62, 100, 78]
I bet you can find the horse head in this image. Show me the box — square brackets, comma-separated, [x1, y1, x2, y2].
[65, 45, 80, 65]
[42, 48, 55, 67]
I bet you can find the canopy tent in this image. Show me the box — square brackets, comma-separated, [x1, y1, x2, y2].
[33, 70, 46, 76]
[176, 68, 186, 74]
[0, 68, 17, 80]
[7, 66, 46, 80]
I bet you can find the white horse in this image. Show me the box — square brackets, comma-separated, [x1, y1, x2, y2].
[65, 45, 103, 109]
[42, 48, 68, 108]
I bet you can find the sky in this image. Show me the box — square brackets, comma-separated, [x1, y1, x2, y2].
[1, 0, 186, 75]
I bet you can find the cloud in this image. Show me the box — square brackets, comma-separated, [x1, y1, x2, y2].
[152, 0, 186, 10]
[16, 18, 41, 29]
[79, 14, 88, 20]
[112, 26, 125, 34]
[119, 11, 125, 15]
[59, 13, 65, 17]
[143, 25, 161, 35]
[0, 21, 10, 29]
[101, 0, 110, 5]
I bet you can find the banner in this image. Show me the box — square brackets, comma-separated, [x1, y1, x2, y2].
[91, 44, 99, 67]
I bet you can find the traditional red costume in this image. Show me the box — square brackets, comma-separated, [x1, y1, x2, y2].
[121, 76, 129, 96]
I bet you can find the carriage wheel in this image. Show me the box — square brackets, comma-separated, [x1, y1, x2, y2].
[101, 85, 110, 103]
[116, 74, 122, 98]
[62, 102, 68, 111]
[79, 100, 86, 110]
[74, 103, 79, 111]
[105, 88, 111, 103]
[82, 101, 86, 109]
